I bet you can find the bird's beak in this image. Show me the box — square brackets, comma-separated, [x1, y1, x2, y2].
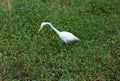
[38, 26, 43, 33]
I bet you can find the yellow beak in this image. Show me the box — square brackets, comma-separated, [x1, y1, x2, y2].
[38, 26, 43, 33]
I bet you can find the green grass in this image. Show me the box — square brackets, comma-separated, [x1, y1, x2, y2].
[0, 0, 120, 80]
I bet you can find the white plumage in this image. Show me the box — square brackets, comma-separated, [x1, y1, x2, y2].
[38, 22, 79, 43]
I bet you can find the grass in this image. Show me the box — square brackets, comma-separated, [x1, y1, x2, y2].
[0, 0, 120, 80]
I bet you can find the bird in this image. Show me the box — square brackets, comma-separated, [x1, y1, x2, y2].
[38, 22, 79, 43]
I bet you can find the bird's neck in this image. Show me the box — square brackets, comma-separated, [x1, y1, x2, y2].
[49, 24, 60, 34]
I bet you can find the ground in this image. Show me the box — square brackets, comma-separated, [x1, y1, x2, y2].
[0, 0, 120, 80]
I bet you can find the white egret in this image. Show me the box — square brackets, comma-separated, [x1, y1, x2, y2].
[38, 22, 79, 43]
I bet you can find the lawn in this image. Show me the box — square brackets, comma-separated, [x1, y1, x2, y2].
[0, 0, 120, 80]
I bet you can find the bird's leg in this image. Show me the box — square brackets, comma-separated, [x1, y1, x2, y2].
[62, 42, 67, 46]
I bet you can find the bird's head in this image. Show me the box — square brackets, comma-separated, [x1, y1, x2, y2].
[38, 22, 51, 33]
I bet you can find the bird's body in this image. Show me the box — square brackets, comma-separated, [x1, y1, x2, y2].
[57, 31, 79, 43]
[38, 22, 79, 43]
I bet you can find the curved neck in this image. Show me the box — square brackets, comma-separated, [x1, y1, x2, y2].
[48, 23, 60, 34]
